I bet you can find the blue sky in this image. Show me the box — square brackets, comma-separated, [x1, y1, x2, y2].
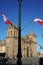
[0, 0, 43, 53]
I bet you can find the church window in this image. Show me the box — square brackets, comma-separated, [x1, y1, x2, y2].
[11, 31, 12, 36]
[27, 48, 29, 57]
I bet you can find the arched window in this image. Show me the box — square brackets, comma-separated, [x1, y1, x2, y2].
[11, 31, 12, 37]
[14, 29, 18, 38]
[27, 47, 29, 57]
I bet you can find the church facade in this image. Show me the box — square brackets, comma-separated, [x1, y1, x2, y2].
[0, 25, 37, 59]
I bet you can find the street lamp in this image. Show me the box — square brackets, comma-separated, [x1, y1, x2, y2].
[17, 0, 22, 65]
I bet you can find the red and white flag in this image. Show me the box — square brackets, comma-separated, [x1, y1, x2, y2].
[33, 18, 43, 25]
[2, 14, 12, 25]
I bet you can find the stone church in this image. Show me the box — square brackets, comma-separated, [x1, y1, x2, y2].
[0, 24, 37, 59]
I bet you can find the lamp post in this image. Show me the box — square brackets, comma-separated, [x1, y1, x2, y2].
[17, 0, 22, 65]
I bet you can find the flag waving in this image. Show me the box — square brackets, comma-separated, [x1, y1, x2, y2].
[33, 18, 43, 25]
[2, 14, 12, 25]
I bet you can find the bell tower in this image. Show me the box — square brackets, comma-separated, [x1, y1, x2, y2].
[28, 33, 37, 57]
[7, 25, 18, 38]
[6, 25, 18, 59]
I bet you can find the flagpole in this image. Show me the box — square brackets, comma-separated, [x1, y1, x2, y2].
[17, 0, 22, 65]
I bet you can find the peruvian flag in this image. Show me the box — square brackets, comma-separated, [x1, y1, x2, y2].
[2, 14, 12, 25]
[33, 18, 43, 25]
